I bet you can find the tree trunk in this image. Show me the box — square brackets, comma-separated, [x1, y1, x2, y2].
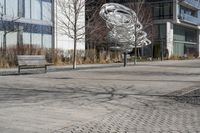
[124, 52, 127, 67]
[73, 36, 77, 69]
[3, 33, 6, 55]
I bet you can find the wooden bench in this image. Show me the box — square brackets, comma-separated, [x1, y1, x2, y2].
[17, 55, 53, 74]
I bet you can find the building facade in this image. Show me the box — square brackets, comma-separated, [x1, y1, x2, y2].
[148, 0, 200, 57]
[0, 0, 53, 51]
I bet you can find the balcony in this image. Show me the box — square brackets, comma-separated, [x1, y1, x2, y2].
[179, 13, 200, 25]
[180, 0, 200, 10]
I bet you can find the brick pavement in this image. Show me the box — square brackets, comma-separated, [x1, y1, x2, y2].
[53, 95, 200, 133]
[0, 59, 200, 133]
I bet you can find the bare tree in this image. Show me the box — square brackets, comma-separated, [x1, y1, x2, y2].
[125, 0, 154, 64]
[57, 0, 86, 69]
[85, 0, 108, 50]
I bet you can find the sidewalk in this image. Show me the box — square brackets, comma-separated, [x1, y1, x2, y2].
[1, 59, 200, 75]
[0, 59, 200, 132]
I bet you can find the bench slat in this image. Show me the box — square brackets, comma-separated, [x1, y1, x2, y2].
[17, 55, 48, 66]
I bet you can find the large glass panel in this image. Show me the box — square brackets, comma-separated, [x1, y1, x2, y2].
[6, 32, 17, 47]
[154, 24, 166, 40]
[153, 4, 159, 19]
[185, 29, 197, 42]
[152, 2, 173, 19]
[184, 43, 197, 55]
[25, 0, 31, 18]
[159, 24, 166, 39]
[164, 3, 170, 16]
[32, 33, 42, 47]
[42, 1, 51, 21]
[0, 0, 4, 14]
[174, 25, 185, 41]
[6, 0, 18, 17]
[0, 31, 3, 49]
[43, 34, 52, 48]
[0, 0, 3, 6]
[174, 25, 197, 42]
[23, 32, 31, 46]
[31, 0, 41, 20]
[18, 0, 24, 17]
[173, 42, 184, 56]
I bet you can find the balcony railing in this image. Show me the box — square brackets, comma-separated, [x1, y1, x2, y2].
[181, 0, 200, 9]
[179, 13, 200, 25]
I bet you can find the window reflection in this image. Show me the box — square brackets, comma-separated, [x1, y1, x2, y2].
[6, 0, 18, 17]
[32, 33, 42, 47]
[23, 32, 31, 46]
[42, 1, 52, 21]
[43, 34, 52, 48]
[6, 32, 17, 47]
[25, 0, 31, 19]
[31, 0, 41, 20]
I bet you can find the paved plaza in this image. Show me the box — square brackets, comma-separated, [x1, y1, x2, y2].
[0, 60, 200, 133]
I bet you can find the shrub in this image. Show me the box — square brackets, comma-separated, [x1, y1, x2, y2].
[0, 46, 123, 68]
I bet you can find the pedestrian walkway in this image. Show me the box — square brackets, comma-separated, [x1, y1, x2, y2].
[0, 59, 200, 133]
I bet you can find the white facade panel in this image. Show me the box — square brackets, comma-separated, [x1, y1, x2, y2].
[54, 0, 85, 51]
[166, 22, 173, 57]
[198, 30, 200, 57]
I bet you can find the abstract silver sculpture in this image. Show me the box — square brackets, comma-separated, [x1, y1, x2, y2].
[99, 3, 151, 52]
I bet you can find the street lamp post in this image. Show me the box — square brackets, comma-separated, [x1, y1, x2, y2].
[161, 38, 164, 61]
[124, 51, 127, 67]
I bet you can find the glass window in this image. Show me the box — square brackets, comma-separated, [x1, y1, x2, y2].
[154, 24, 166, 40]
[159, 24, 166, 39]
[43, 34, 52, 48]
[25, 0, 31, 18]
[31, 0, 41, 20]
[6, 32, 17, 47]
[0, 31, 3, 48]
[23, 32, 31, 46]
[42, 1, 51, 21]
[0, 0, 4, 6]
[18, 0, 25, 17]
[174, 25, 197, 42]
[164, 3, 170, 16]
[32, 33, 42, 47]
[185, 29, 197, 42]
[173, 42, 184, 56]
[153, 4, 159, 19]
[6, 0, 18, 17]
[152, 2, 173, 19]
[0, 0, 4, 14]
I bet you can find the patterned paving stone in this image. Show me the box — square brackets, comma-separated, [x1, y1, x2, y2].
[54, 102, 200, 133]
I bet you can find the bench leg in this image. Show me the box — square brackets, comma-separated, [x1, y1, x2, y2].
[45, 66, 47, 73]
[18, 67, 20, 75]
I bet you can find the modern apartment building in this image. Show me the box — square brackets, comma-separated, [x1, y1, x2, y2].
[1, 0, 199, 58]
[149, 0, 200, 57]
[0, 0, 53, 50]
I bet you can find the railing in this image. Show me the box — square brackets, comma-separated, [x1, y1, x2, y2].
[179, 13, 200, 25]
[181, 0, 200, 9]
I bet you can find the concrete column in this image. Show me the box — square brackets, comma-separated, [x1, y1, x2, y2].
[173, 0, 179, 22]
[53, 0, 57, 49]
[166, 22, 174, 57]
[198, 30, 200, 57]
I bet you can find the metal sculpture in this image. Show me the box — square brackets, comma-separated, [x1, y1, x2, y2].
[99, 3, 151, 52]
